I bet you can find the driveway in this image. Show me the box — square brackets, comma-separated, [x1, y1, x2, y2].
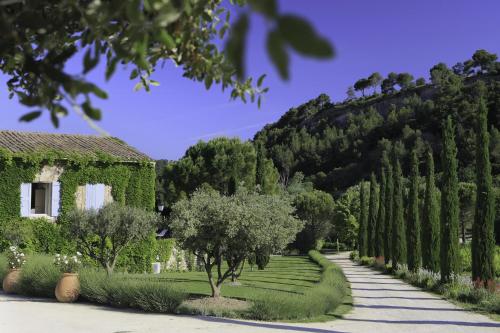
[1, 252, 499, 333]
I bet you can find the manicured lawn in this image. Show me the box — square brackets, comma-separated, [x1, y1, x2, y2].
[129, 255, 322, 302]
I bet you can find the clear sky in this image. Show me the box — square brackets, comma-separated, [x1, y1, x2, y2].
[1, 0, 499, 160]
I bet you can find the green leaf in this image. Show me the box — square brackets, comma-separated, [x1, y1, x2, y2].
[91, 85, 108, 99]
[225, 13, 249, 80]
[149, 79, 160, 87]
[50, 111, 59, 128]
[19, 111, 42, 122]
[130, 69, 139, 80]
[278, 15, 334, 58]
[267, 30, 289, 80]
[134, 82, 144, 91]
[105, 57, 119, 81]
[82, 101, 102, 120]
[249, 0, 278, 19]
[204, 76, 213, 90]
[83, 48, 99, 74]
[158, 30, 176, 49]
[257, 74, 266, 87]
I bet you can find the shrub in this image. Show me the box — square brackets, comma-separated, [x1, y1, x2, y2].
[6, 246, 26, 269]
[116, 232, 158, 273]
[67, 203, 159, 274]
[0, 253, 7, 282]
[79, 269, 187, 313]
[459, 244, 472, 273]
[17, 254, 59, 297]
[0, 218, 74, 254]
[359, 256, 374, 266]
[247, 250, 349, 320]
[349, 250, 359, 261]
[178, 297, 250, 318]
[157, 238, 176, 264]
[53, 252, 82, 273]
[256, 250, 270, 270]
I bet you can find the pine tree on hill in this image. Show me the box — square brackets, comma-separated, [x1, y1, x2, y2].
[471, 85, 496, 289]
[391, 147, 406, 269]
[407, 149, 421, 272]
[440, 116, 460, 282]
[422, 146, 440, 272]
[375, 166, 386, 259]
[358, 182, 368, 257]
[367, 173, 378, 257]
[384, 151, 394, 265]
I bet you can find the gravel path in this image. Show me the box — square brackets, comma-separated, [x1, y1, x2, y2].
[1, 252, 499, 333]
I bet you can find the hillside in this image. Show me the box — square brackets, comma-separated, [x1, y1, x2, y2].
[254, 52, 500, 195]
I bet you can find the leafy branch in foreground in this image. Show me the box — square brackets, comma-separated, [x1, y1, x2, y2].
[0, 0, 333, 128]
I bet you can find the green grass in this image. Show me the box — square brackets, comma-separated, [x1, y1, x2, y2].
[152, 255, 322, 300]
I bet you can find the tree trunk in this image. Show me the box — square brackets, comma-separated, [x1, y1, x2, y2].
[209, 278, 221, 298]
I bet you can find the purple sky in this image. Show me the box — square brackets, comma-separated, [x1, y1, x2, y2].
[1, 0, 499, 160]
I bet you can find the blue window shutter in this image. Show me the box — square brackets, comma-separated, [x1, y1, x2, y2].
[51, 182, 61, 217]
[20, 183, 32, 217]
[95, 184, 105, 209]
[85, 184, 95, 210]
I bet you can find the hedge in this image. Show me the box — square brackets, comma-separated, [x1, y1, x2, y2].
[246, 250, 349, 320]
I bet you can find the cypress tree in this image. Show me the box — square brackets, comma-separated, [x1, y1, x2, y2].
[375, 165, 386, 259]
[471, 90, 496, 288]
[407, 149, 421, 271]
[255, 142, 266, 188]
[367, 173, 378, 257]
[440, 116, 460, 282]
[358, 182, 368, 257]
[391, 148, 406, 269]
[384, 152, 394, 264]
[422, 146, 440, 272]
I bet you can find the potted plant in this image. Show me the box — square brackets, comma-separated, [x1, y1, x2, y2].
[54, 252, 82, 303]
[2, 246, 26, 293]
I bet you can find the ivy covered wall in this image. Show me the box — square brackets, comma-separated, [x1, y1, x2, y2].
[0, 149, 156, 221]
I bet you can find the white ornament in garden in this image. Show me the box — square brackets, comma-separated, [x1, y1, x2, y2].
[166, 246, 188, 271]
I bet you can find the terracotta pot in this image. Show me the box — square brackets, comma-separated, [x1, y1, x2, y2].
[55, 273, 80, 303]
[2, 268, 21, 294]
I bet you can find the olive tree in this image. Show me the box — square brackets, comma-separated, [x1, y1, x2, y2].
[68, 203, 159, 275]
[170, 188, 303, 297]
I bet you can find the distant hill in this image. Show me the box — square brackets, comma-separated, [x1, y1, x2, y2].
[254, 57, 500, 195]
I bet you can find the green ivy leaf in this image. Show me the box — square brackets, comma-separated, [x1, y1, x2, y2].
[19, 111, 42, 122]
[278, 15, 334, 58]
[267, 30, 289, 80]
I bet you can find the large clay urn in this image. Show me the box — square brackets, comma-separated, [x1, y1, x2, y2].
[55, 273, 80, 303]
[2, 269, 21, 294]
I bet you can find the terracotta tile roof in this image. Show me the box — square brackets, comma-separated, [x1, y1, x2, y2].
[0, 130, 151, 161]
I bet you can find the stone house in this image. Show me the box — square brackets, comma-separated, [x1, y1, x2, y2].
[0, 130, 155, 221]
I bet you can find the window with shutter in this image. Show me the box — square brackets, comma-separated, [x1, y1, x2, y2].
[20, 183, 32, 217]
[85, 183, 106, 210]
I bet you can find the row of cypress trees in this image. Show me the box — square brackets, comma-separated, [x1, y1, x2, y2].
[357, 83, 495, 287]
